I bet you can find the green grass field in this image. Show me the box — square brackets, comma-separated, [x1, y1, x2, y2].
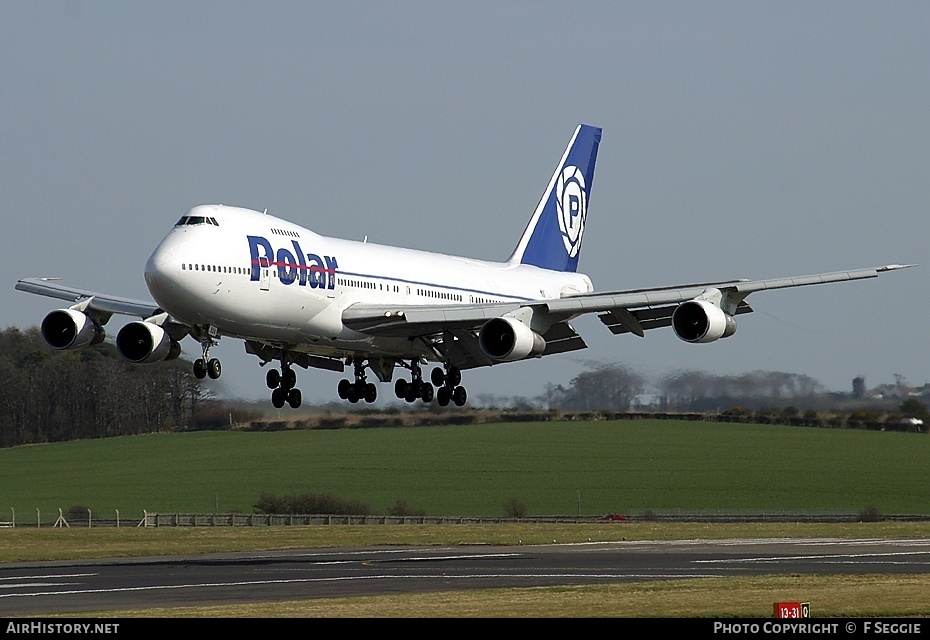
[4, 420, 930, 618]
[2, 419, 930, 519]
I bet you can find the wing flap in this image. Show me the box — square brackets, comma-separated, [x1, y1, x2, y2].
[541, 321, 587, 355]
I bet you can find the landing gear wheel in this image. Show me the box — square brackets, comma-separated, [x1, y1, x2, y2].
[207, 358, 222, 379]
[437, 386, 450, 407]
[364, 382, 377, 403]
[395, 378, 408, 399]
[193, 359, 207, 380]
[452, 385, 467, 406]
[266, 369, 281, 389]
[431, 367, 445, 387]
[267, 350, 303, 409]
[421, 384, 434, 402]
[404, 384, 417, 403]
[448, 367, 462, 387]
[347, 384, 360, 403]
[338, 379, 351, 399]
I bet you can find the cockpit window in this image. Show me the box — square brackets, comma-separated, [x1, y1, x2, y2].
[174, 216, 219, 227]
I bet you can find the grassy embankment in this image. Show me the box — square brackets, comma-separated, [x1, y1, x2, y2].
[3, 419, 930, 518]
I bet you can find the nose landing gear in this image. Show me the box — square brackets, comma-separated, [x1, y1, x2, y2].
[193, 333, 222, 380]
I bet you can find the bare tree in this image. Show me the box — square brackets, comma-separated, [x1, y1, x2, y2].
[542, 364, 645, 411]
[0, 327, 206, 446]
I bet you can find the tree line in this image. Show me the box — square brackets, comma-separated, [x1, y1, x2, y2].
[0, 327, 205, 447]
[655, 369, 826, 411]
[537, 363, 926, 415]
[2, 322, 923, 447]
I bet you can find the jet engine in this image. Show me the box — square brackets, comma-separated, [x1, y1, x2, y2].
[478, 317, 546, 361]
[40, 309, 105, 350]
[116, 321, 181, 363]
[671, 299, 737, 343]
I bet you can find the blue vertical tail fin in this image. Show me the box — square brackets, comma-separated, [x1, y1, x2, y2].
[507, 124, 602, 272]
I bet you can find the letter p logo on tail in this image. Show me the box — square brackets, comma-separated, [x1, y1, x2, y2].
[508, 124, 602, 272]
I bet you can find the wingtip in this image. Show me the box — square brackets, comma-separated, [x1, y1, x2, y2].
[877, 264, 918, 272]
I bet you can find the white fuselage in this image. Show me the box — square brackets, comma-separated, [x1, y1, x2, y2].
[144, 205, 593, 361]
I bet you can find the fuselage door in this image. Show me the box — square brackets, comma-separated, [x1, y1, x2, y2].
[259, 257, 271, 291]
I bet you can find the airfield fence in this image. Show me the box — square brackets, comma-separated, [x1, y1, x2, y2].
[137, 511, 930, 526]
[5, 510, 930, 528]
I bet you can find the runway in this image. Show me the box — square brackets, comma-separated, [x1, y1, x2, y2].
[3, 537, 930, 615]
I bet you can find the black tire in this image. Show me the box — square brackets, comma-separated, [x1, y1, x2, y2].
[287, 388, 302, 409]
[421, 384, 434, 403]
[193, 359, 207, 380]
[347, 385, 360, 403]
[394, 378, 407, 399]
[364, 383, 377, 403]
[338, 379, 351, 399]
[207, 358, 222, 379]
[437, 386, 450, 407]
[431, 367, 445, 387]
[266, 368, 280, 389]
[271, 387, 286, 408]
[448, 367, 462, 387]
[452, 386, 467, 407]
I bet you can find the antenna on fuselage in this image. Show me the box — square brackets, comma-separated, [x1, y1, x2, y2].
[263, 208, 268, 215]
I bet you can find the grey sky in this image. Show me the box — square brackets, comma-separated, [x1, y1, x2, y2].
[2, 2, 927, 404]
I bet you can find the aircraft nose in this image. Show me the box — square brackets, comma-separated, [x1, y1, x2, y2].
[145, 240, 173, 281]
[144, 233, 185, 302]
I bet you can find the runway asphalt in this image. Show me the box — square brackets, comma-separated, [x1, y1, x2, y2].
[3, 537, 930, 616]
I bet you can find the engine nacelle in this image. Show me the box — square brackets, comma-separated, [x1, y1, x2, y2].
[672, 299, 737, 343]
[478, 317, 546, 361]
[40, 309, 105, 350]
[116, 321, 181, 363]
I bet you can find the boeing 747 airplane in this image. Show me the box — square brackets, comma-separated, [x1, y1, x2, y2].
[16, 125, 912, 408]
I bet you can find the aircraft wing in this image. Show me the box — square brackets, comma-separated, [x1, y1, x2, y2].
[342, 264, 912, 369]
[15, 278, 163, 320]
[343, 300, 587, 369]
[545, 265, 913, 335]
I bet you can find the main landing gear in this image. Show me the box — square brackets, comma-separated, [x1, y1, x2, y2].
[431, 365, 467, 407]
[394, 361, 433, 403]
[266, 356, 302, 409]
[258, 355, 468, 408]
[395, 362, 466, 407]
[337, 360, 377, 404]
[193, 334, 221, 380]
